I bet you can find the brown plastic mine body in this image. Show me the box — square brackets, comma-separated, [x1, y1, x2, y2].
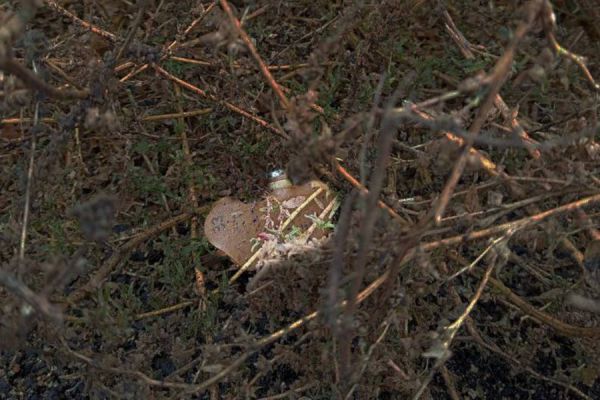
[204, 171, 333, 266]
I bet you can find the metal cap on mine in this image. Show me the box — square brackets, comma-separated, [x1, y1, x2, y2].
[268, 169, 291, 190]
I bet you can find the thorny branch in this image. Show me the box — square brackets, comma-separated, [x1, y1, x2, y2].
[338, 92, 405, 393]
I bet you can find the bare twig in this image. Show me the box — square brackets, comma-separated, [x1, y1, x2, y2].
[43, 0, 117, 42]
[400, 8, 583, 276]
[18, 95, 38, 265]
[440, 366, 460, 400]
[490, 276, 600, 338]
[433, 1, 544, 224]
[135, 301, 194, 320]
[422, 192, 600, 250]
[327, 191, 356, 332]
[65, 210, 208, 306]
[0, 56, 88, 100]
[448, 284, 591, 399]
[344, 322, 390, 400]
[442, 8, 541, 159]
[544, 0, 600, 91]
[340, 94, 402, 390]
[118, 1, 217, 82]
[256, 382, 316, 400]
[114, 0, 147, 62]
[1, 117, 55, 125]
[141, 107, 212, 122]
[414, 260, 497, 400]
[0, 267, 63, 323]
[220, 0, 290, 110]
[153, 64, 289, 139]
[335, 160, 408, 224]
